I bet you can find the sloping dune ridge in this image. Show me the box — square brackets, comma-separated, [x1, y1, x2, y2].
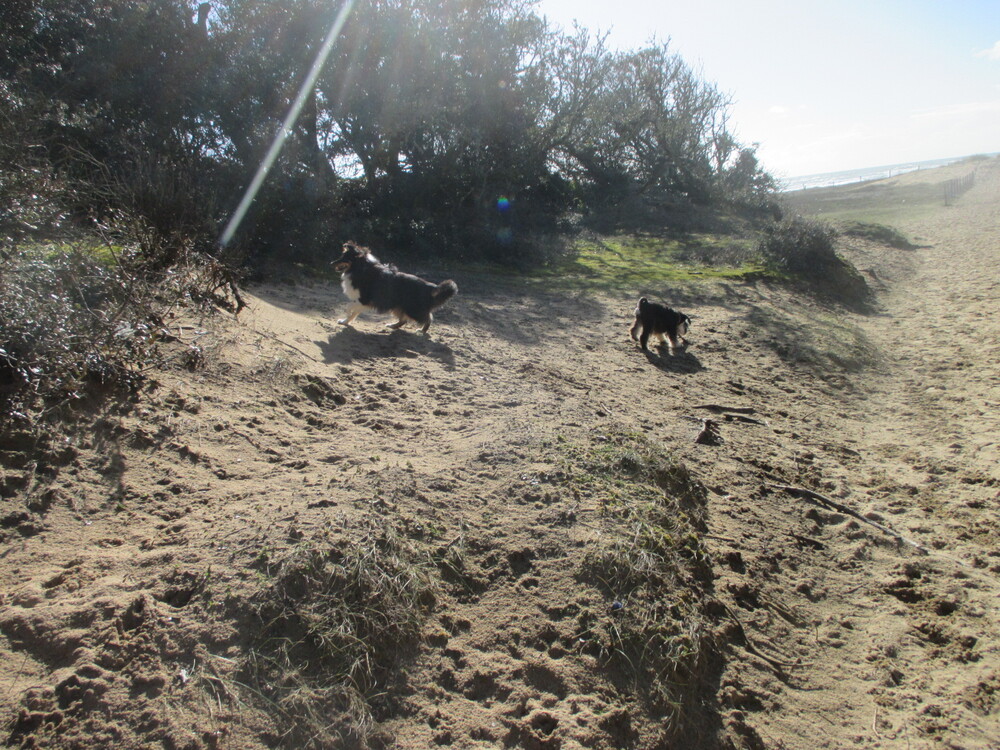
[1, 159, 998, 749]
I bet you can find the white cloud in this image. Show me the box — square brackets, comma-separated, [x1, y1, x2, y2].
[976, 41, 1000, 60]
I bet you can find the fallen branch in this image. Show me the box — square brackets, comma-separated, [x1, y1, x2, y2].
[722, 413, 769, 426]
[254, 329, 321, 363]
[767, 483, 938, 558]
[694, 404, 756, 414]
[720, 602, 808, 672]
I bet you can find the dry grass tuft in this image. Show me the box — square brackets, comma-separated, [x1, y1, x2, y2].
[243, 521, 436, 749]
[569, 427, 718, 741]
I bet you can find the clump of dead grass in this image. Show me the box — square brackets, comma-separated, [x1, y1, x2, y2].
[243, 521, 436, 749]
[570, 427, 717, 740]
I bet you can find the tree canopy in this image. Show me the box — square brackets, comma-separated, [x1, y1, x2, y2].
[1, 0, 778, 266]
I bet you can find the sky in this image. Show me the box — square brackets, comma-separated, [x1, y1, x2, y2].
[535, 0, 1000, 179]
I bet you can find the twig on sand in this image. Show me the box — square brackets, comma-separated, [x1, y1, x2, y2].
[255, 329, 321, 362]
[720, 602, 809, 672]
[722, 413, 770, 426]
[766, 483, 953, 562]
[768, 482, 930, 551]
[694, 404, 756, 414]
[769, 484, 1000, 582]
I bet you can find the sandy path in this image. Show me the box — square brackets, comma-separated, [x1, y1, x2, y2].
[845, 161, 1000, 748]
[735, 160, 1000, 749]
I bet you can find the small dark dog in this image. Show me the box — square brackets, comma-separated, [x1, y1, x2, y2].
[629, 296, 690, 352]
[332, 241, 457, 333]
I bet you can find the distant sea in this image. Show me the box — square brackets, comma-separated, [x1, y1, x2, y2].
[779, 154, 995, 192]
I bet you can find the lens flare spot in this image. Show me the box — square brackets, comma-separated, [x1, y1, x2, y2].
[496, 196, 511, 213]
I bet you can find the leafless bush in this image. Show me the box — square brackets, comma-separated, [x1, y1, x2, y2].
[0, 84, 72, 252]
[0, 235, 244, 429]
[75, 143, 222, 269]
[0, 246, 153, 423]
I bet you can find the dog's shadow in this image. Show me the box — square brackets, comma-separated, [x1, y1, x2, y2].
[643, 345, 704, 374]
[316, 325, 456, 369]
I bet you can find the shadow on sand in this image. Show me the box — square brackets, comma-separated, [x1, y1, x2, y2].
[642, 345, 704, 374]
[316, 325, 456, 369]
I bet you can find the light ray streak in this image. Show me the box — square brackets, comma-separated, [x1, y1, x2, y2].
[220, 0, 357, 248]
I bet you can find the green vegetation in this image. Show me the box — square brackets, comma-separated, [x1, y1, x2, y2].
[538, 235, 763, 290]
[567, 427, 715, 740]
[756, 217, 873, 310]
[1, 0, 778, 270]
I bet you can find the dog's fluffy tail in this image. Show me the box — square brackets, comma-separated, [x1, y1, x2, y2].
[432, 280, 458, 308]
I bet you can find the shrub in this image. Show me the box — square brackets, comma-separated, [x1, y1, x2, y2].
[756, 216, 838, 276]
[0, 237, 242, 427]
[0, 246, 155, 423]
[756, 217, 872, 309]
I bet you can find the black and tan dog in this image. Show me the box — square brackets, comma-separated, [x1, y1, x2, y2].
[629, 296, 690, 352]
[332, 241, 457, 333]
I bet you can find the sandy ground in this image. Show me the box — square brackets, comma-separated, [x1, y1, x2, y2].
[0, 159, 997, 749]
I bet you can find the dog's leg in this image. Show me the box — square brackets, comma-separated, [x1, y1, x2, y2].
[639, 325, 651, 351]
[665, 328, 678, 351]
[386, 313, 406, 330]
[629, 317, 641, 341]
[419, 314, 432, 334]
[338, 303, 364, 326]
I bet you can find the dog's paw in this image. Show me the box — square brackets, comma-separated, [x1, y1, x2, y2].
[337, 318, 350, 326]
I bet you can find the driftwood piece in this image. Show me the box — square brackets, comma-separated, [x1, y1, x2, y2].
[767, 483, 939, 558]
[722, 413, 769, 426]
[694, 404, 756, 414]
